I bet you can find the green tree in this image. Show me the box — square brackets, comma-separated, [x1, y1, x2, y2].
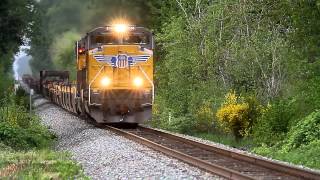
[0, 0, 34, 97]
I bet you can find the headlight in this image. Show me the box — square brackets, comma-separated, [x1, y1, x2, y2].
[101, 77, 111, 87]
[114, 24, 128, 33]
[133, 77, 143, 87]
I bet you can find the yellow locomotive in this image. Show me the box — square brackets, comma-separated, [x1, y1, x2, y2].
[40, 24, 154, 124]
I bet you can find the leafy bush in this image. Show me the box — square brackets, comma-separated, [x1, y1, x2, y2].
[253, 99, 296, 146]
[151, 95, 197, 134]
[0, 142, 13, 152]
[0, 121, 54, 150]
[216, 91, 254, 139]
[0, 92, 55, 150]
[150, 96, 171, 129]
[0, 69, 13, 100]
[168, 114, 196, 134]
[14, 87, 30, 109]
[284, 111, 320, 150]
[194, 101, 214, 132]
[253, 140, 320, 169]
[244, 94, 262, 132]
[252, 110, 320, 169]
[0, 104, 32, 128]
[294, 76, 320, 116]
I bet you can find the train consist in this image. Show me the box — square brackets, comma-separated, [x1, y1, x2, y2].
[22, 74, 39, 91]
[25, 24, 154, 125]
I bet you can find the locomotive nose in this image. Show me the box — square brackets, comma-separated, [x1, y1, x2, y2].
[118, 104, 129, 115]
[100, 89, 151, 114]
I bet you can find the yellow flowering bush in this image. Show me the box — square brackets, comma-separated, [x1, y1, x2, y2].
[216, 91, 250, 139]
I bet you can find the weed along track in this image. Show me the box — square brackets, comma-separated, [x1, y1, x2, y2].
[106, 126, 320, 180]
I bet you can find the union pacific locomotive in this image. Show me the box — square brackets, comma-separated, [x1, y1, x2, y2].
[39, 25, 154, 125]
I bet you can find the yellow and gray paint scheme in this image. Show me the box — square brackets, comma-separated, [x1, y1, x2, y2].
[76, 25, 154, 123]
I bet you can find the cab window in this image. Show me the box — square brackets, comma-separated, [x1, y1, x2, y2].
[90, 32, 151, 48]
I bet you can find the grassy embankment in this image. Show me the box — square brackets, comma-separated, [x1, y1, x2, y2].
[0, 88, 87, 179]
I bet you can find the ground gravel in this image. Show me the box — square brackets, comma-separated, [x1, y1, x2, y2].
[33, 96, 222, 179]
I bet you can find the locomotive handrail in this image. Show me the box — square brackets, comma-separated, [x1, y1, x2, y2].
[76, 41, 79, 65]
[138, 66, 154, 104]
[88, 66, 104, 106]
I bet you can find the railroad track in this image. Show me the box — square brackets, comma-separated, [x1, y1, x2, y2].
[106, 126, 320, 180]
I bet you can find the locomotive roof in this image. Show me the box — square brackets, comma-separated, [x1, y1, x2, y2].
[86, 26, 152, 36]
[78, 26, 154, 47]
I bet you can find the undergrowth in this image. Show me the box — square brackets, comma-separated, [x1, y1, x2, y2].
[0, 88, 87, 178]
[151, 93, 320, 170]
[0, 149, 88, 179]
[253, 111, 320, 169]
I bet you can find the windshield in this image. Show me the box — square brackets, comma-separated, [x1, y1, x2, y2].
[91, 33, 150, 46]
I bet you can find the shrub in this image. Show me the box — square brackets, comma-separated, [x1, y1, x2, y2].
[0, 142, 13, 152]
[286, 140, 320, 169]
[0, 104, 32, 128]
[169, 114, 196, 134]
[14, 87, 30, 109]
[151, 95, 197, 134]
[194, 101, 214, 132]
[253, 140, 320, 169]
[244, 94, 262, 132]
[253, 99, 296, 146]
[0, 91, 55, 150]
[150, 97, 171, 129]
[284, 110, 320, 150]
[0, 122, 54, 150]
[216, 91, 251, 139]
[0, 74, 12, 100]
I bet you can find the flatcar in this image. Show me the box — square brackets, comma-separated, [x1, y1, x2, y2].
[22, 74, 39, 92]
[40, 24, 154, 125]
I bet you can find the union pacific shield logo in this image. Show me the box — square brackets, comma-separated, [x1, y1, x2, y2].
[93, 53, 151, 67]
[117, 54, 128, 68]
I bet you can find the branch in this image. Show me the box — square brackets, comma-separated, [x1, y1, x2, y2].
[175, 0, 192, 28]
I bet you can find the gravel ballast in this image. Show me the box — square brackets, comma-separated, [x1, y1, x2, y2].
[34, 97, 221, 179]
[150, 126, 320, 174]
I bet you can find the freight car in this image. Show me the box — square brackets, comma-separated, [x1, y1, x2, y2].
[22, 74, 39, 92]
[39, 24, 154, 125]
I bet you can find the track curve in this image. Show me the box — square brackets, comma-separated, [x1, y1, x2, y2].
[106, 126, 320, 180]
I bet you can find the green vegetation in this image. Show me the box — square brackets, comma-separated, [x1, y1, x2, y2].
[216, 91, 257, 139]
[29, 0, 320, 170]
[149, 1, 320, 169]
[0, 0, 33, 99]
[0, 90, 52, 150]
[0, 89, 87, 178]
[253, 111, 320, 169]
[0, 1, 87, 178]
[0, 150, 87, 179]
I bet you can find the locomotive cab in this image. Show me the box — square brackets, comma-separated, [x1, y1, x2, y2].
[76, 25, 154, 124]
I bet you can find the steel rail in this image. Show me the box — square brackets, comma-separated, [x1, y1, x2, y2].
[106, 125, 320, 180]
[107, 125, 254, 180]
[139, 127, 320, 180]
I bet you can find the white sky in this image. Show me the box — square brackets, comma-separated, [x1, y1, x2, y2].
[13, 45, 31, 80]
